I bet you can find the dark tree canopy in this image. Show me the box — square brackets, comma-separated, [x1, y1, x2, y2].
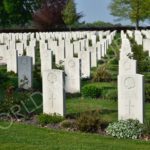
[0, 1, 9, 27]
[0, 0, 41, 27]
[33, 0, 67, 29]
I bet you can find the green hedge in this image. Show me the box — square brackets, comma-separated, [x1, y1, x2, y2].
[81, 85, 102, 98]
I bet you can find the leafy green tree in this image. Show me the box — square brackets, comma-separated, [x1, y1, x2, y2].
[62, 0, 82, 28]
[0, 1, 10, 27]
[0, 0, 41, 27]
[109, 0, 150, 29]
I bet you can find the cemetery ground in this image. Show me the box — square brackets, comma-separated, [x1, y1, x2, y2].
[0, 32, 150, 149]
[0, 121, 150, 150]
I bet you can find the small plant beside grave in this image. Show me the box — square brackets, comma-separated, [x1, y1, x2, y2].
[20, 75, 29, 89]
[92, 64, 112, 82]
[106, 119, 143, 139]
[75, 110, 102, 133]
[37, 113, 64, 126]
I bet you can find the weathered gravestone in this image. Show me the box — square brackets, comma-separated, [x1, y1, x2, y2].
[7, 50, 18, 73]
[135, 31, 143, 45]
[0, 45, 7, 65]
[89, 46, 97, 68]
[26, 45, 35, 65]
[118, 36, 144, 123]
[65, 40, 74, 58]
[65, 58, 81, 93]
[16, 42, 24, 56]
[40, 50, 52, 74]
[18, 56, 33, 89]
[79, 50, 91, 78]
[55, 40, 65, 65]
[42, 69, 65, 116]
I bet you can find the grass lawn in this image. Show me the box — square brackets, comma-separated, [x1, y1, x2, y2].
[0, 121, 150, 150]
[67, 98, 117, 122]
[67, 98, 150, 122]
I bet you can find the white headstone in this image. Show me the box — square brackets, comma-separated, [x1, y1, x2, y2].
[79, 50, 91, 78]
[65, 58, 81, 93]
[7, 50, 18, 73]
[18, 56, 32, 89]
[41, 50, 52, 74]
[43, 69, 65, 116]
[118, 36, 144, 123]
[89, 46, 97, 68]
[26, 45, 35, 65]
[16, 42, 24, 56]
[65, 40, 74, 58]
[118, 74, 144, 123]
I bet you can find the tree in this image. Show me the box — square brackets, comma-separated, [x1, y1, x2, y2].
[0, 1, 9, 27]
[0, 0, 41, 27]
[62, 0, 82, 28]
[109, 0, 150, 29]
[33, 0, 67, 29]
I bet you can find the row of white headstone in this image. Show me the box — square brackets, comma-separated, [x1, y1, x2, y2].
[4, 30, 115, 116]
[127, 30, 150, 56]
[40, 31, 116, 116]
[118, 31, 145, 123]
[0, 30, 149, 120]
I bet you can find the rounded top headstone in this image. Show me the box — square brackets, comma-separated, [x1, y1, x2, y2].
[47, 72, 57, 84]
[124, 77, 135, 89]
[68, 59, 75, 68]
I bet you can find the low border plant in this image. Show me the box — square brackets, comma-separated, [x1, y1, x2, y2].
[106, 119, 143, 139]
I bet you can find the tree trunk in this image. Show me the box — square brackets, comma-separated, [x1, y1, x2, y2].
[69, 26, 72, 31]
[136, 20, 139, 30]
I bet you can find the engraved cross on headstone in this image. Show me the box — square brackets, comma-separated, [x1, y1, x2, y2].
[126, 100, 134, 116]
[49, 93, 56, 108]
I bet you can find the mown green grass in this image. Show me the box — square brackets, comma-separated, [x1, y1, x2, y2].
[67, 98, 117, 122]
[67, 98, 150, 122]
[0, 121, 150, 150]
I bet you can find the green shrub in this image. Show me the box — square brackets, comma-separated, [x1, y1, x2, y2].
[107, 64, 118, 72]
[130, 38, 149, 73]
[107, 48, 115, 56]
[143, 120, 150, 136]
[106, 119, 143, 139]
[0, 69, 17, 89]
[138, 58, 150, 73]
[103, 89, 117, 100]
[97, 59, 105, 65]
[144, 73, 150, 83]
[92, 65, 111, 82]
[38, 114, 64, 126]
[0, 70, 9, 87]
[33, 66, 42, 90]
[76, 110, 101, 133]
[145, 84, 150, 102]
[0, 91, 28, 114]
[81, 85, 101, 98]
[108, 58, 118, 65]
[60, 120, 75, 128]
